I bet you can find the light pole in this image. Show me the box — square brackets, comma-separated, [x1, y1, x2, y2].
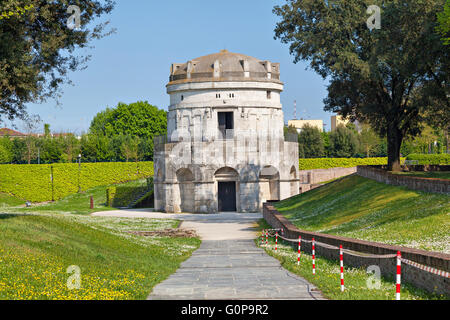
[77, 153, 81, 193]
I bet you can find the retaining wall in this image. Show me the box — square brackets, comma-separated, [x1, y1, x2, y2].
[263, 203, 450, 296]
[357, 166, 450, 194]
[299, 167, 357, 193]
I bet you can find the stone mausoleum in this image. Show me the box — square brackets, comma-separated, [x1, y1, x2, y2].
[154, 50, 299, 213]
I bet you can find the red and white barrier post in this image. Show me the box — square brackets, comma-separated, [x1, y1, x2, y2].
[312, 238, 316, 275]
[275, 232, 278, 251]
[340, 245, 344, 292]
[297, 236, 301, 265]
[396, 251, 401, 300]
[265, 230, 268, 246]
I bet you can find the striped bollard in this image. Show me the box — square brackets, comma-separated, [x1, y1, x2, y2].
[312, 238, 316, 275]
[340, 245, 344, 292]
[265, 230, 268, 246]
[275, 232, 278, 251]
[396, 251, 401, 300]
[297, 236, 301, 265]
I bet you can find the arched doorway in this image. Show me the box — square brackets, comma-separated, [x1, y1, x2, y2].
[214, 167, 239, 212]
[259, 166, 280, 201]
[176, 168, 194, 212]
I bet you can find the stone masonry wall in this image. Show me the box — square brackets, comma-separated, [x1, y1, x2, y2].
[357, 166, 450, 194]
[298, 167, 357, 193]
[263, 203, 450, 296]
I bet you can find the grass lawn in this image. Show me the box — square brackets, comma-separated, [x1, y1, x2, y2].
[0, 179, 201, 300]
[1, 179, 149, 215]
[0, 193, 25, 208]
[256, 221, 446, 300]
[274, 175, 450, 253]
[393, 171, 450, 180]
[0, 213, 200, 300]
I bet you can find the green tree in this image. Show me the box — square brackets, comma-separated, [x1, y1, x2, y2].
[121, 135, 140, 162]
[89, 101, 167, 160]
[436, 0, 450, 45]
[298, 124, 324, 158]
[359, 124, 382, 157]
[0, 137, 13, 163]
[11, 138, 26, 164]
[61, 134, 80, 163]
[40, 136, 63, 163]
[0, 0, 115, 122]
[274, 0, 449, 171]
[329, 125, 358, 158]
[89, 107, 114, 135]
[321, 131, 331, 157]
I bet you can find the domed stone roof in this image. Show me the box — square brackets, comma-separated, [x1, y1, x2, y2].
[168, 50, 281, 84]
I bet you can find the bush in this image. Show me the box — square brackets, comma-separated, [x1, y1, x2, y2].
[0, 162, 154, 202]
[406, 154, 450, 165]
[298, 157, 392, 170]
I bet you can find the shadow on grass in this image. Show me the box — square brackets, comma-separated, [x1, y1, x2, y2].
[0, 213, 24, 220]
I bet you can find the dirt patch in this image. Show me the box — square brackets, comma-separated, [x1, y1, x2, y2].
[124, 228, 198, 238]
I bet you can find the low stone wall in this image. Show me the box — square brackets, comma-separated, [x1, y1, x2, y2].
[298, 167, 357, 193]
[263, 203, 450, 296]
[357, 166, 450, 194]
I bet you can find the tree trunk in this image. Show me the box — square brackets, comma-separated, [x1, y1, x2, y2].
[387, 125, 403, 172]
[445, 126, 449, 154]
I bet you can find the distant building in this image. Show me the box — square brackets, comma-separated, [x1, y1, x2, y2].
[331, 115, 362, 132]
[331, 115, 349, 131]
[0, 128, 27, 138]
[287, 119, 324, 133]
[0, 127, 80, 139]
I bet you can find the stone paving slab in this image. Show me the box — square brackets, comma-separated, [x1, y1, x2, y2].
[91, 209, 323, 300]
[148, 239, 324, 300]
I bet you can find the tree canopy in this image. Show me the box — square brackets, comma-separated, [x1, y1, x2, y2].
[89, 101, 167, 160]
[436, 0, 450, 45]
[274, 0, 449, 171]
[0, 0, 115, 123]
[298, 124, 325, 158]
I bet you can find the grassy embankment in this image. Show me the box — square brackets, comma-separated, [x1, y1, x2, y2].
[0, 181, 200, 300]
[273, 175, 449, 253]
[1, 179, 148, 215]
[256, 220, 445, 300]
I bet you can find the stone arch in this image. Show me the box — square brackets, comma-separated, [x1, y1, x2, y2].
[290, 166, 297, 196]
[214, 166, 239, 181]
[259, 165, 280, 201]
[176, 168, 194, 212]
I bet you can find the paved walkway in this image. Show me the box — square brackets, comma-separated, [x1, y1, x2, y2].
[92, 209, 323, 300]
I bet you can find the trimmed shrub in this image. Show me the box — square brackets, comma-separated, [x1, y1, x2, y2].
[298, 157, 397, 170]
[406, 154, 450, 165]
[0, 161, 154, 202]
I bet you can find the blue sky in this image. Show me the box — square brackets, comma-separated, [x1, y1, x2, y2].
[6, 0, 334, 134]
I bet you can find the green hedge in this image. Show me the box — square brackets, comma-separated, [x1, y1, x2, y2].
[0, 162, 154, 202]
[298, 157, 395, 170]
[406, 154, 450, 165]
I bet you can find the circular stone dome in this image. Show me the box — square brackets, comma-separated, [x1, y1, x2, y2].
[168, 50, 281, 84]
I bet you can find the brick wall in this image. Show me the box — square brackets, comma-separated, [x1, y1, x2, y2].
[263, 203, 450, 296]
[357, 166, 450, 194]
